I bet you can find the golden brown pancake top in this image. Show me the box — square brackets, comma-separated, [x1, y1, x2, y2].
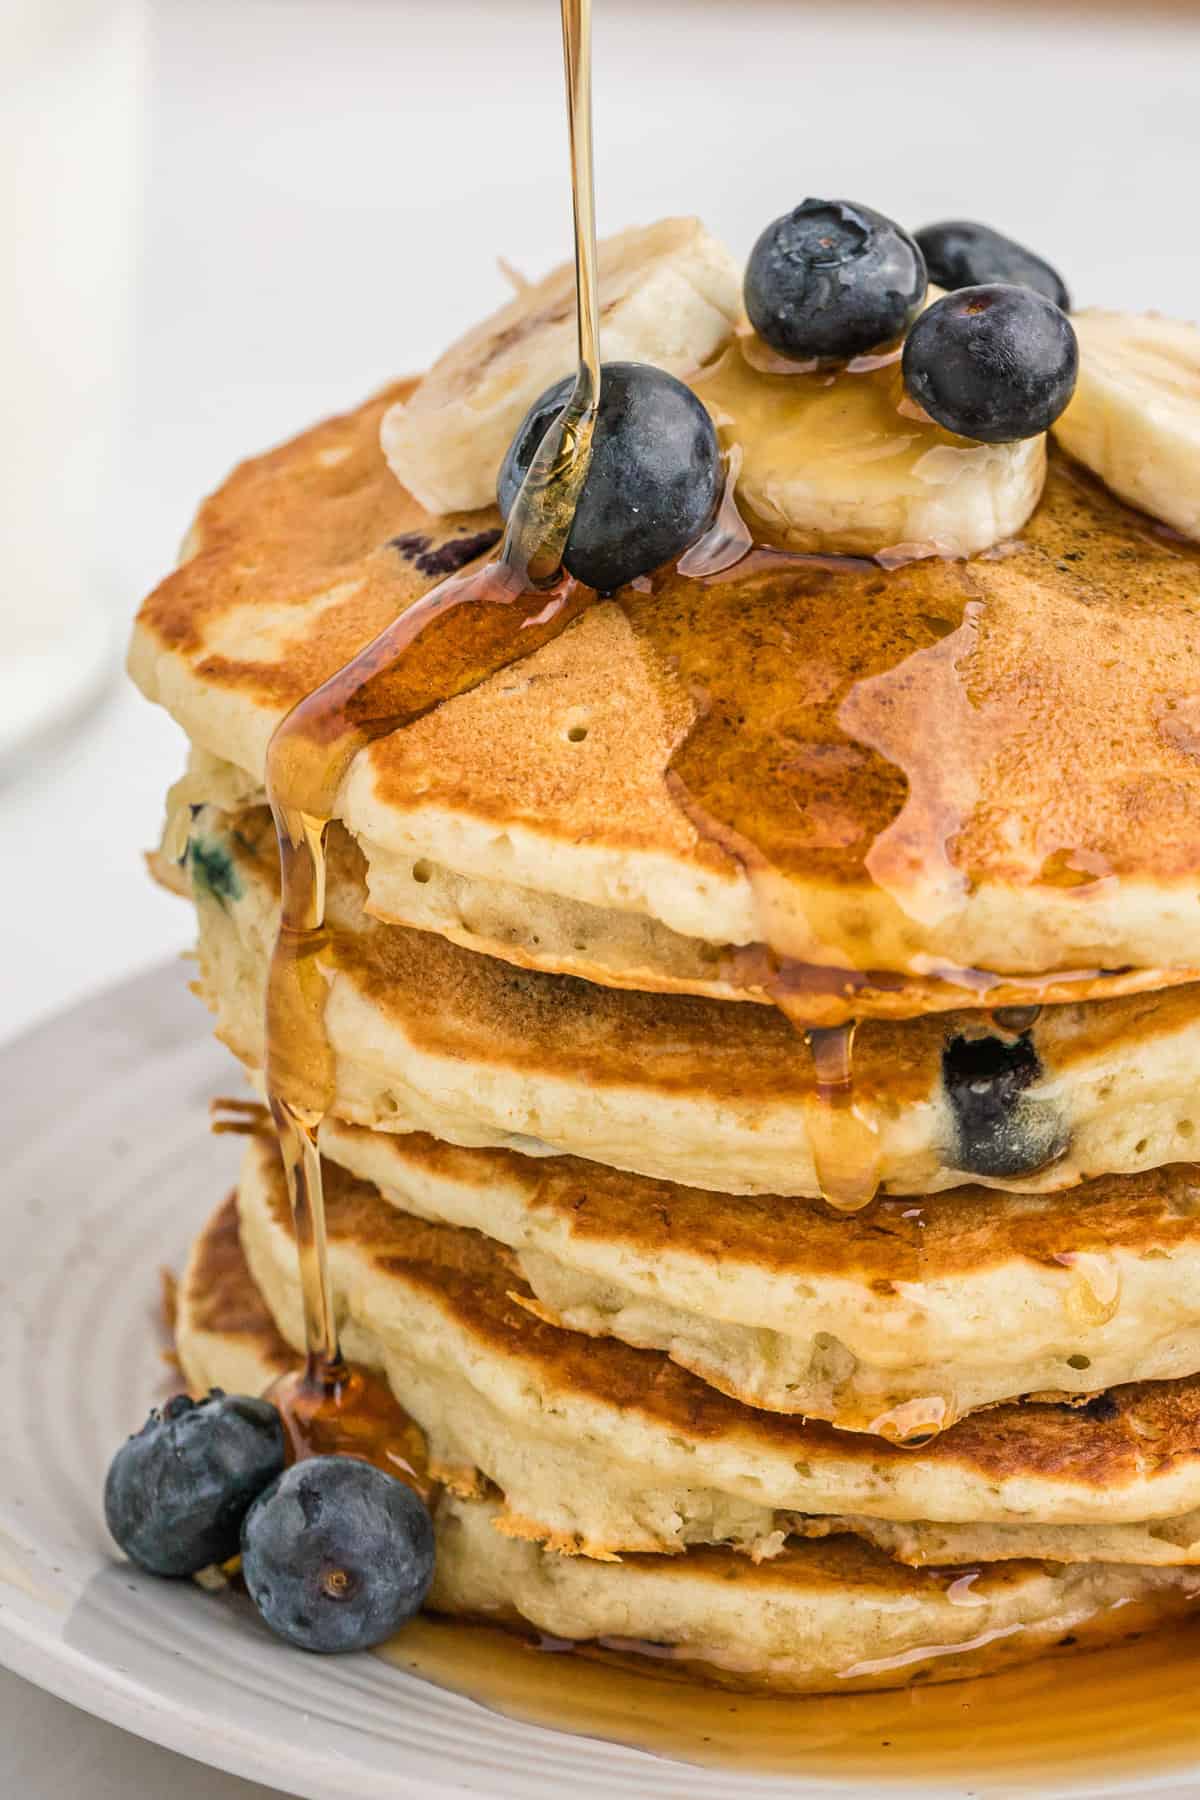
[135, 384, 1200, 921]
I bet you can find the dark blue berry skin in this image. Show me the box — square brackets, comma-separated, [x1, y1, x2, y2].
[104, 1391, 285, 1577]
[915, 220, 1070, 313]
[743, 199, 927, 361]
[902, 285, 1078, 443]
[497, 361, 722, 593]
[942, 1031, 1068, 1180]
[240, 1457, 435, 1654]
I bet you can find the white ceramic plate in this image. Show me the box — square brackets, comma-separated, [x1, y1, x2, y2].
[2, 964, 1200, 1800]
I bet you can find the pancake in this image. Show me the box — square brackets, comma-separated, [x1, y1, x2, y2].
[175, 1190, 1200, 1692]
[127, 380, 1200, 1008]
[308, 1116, 1200, 1433]
[164, 752, 1197, 1028]
[231, 1134, 1200, 1563]
[796, 1510, 1200, 1570]
[175, 802, 1200, 1200]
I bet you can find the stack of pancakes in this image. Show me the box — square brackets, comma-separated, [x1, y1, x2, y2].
[129, 381, 1200, 1691]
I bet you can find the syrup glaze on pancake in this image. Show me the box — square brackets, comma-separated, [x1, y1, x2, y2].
[181, 803, 1200, 1198]
[129, 383, 1200, 1005]
[236, 1136, 1200, 1553]
[177, 1194, 1200, 1696]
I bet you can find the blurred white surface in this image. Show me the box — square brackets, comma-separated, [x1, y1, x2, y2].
[0, 0, 144, 768]
[2, 0, 1200, 1790]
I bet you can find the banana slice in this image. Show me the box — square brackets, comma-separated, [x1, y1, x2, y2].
[689, 334, 1045, 560]
[382, 217, 741, 515]
[1051, 310, 1200, 541]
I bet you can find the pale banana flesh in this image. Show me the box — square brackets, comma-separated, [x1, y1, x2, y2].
[384, 222, 1200, 564]
[690, 333, 1046, 560]
[1052, 310, 1200, 543]
[380, 217, 742, 514]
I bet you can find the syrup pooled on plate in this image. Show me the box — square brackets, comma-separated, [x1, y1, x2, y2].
[262, 0, 602, 1450]
[379, 1610, 1200, 1790]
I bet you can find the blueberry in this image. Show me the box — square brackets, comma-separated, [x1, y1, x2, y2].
[104, 1390, 285, 1577]
[743, 198, 926, 361]
[1079, 1393, 1120, 1423]
[902, 285, 1078, 443]
[389, 527, 502, 579]
[915, 220, 1070, 312]
[187, 836, 242, 909]
[497, 361, 722, 593]
[240, 1456, 435, 1654]
[942, 1031, 1067, 1180]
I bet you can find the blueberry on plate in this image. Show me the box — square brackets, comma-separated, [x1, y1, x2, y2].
[497, 360, 722, 593]
[743, 198, 926, 361]
[104, 1390, 285, 1577]
[902, 285, 1078, 442]
[241, 1456, 436, 1654]
[915, 219, 1070, 312]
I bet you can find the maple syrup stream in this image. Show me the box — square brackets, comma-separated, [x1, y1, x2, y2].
[260, 6, 896, 1488]
[261, 0, 602, 1465]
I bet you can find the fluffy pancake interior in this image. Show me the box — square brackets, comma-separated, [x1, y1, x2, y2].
[229, 1134, 1200, 1565]
[175, 1190, 1200, 1693]
[310, 1114, 1200, 1432]
[176, 799, 1200, 1202]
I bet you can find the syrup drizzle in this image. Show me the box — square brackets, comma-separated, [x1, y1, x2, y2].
[804, 1024, 881, 1213]
[262, 0, 603, 1452]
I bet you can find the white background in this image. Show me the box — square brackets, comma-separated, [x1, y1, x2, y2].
[2, 0, 1199, 1791]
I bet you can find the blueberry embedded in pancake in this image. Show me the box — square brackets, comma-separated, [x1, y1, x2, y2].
[174, 800, 1200, 1205]
[184, 835, 243, 910]
[388, 527, 501, 581]
[942, 1028, 1068, 1179]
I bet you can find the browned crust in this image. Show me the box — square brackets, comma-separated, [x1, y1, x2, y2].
[248, 1147, 1200, 1494]
[332, 1119, 1200, 1285]
[181, 1191, 294, 1376]
[492, 1510, 624, 1562]
[133, 379, 1200, 905]
[218, 806, 1200, 1106]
